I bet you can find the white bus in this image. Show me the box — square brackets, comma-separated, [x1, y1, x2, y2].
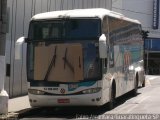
[19, 8, 145, 109]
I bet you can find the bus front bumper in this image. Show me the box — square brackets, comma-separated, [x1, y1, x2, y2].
[28, 92, 105, 107]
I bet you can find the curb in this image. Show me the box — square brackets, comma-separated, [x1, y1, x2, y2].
[0, 113, 18, 120]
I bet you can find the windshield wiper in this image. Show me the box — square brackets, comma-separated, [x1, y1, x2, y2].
[63, 48, 74, 72]
[44, 46, 57, 81]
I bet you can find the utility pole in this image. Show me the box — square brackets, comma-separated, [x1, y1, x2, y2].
[142, 30, 149, 74]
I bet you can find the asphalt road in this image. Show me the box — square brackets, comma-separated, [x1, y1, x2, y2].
[19, 75, 160, 120]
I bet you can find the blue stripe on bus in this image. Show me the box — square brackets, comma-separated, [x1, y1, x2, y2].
[68, 81, 96, 91]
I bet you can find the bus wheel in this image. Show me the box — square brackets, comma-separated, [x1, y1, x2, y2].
[132, 76, 138, 96]
[142, 79, 145, 87]
[108, 82, 116, 110]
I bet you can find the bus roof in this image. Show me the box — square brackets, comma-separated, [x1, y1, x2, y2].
[31, 8, 141, 24]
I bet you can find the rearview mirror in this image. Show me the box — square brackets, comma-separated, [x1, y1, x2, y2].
[15, 37, 25, 60]
[99, 34, 107, 58]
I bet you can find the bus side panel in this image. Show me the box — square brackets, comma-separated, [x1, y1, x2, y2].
[100, 75, 111, 104]
[108, 16, 143, 97]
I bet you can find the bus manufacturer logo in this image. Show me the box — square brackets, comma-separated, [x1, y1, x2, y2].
[60, 88, 65, 94]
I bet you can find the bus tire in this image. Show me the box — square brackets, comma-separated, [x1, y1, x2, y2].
[142, 79, 145, 87]
[108, 81, 116, 110]
[132, 75, 138, 96]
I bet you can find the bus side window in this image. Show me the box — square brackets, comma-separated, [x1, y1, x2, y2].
[102, 16, 108, 34]
[109, 46, 114, 68]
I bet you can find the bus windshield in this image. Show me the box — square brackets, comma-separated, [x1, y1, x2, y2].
[27, 18, 102, 82]
[29, 19, 101, 41]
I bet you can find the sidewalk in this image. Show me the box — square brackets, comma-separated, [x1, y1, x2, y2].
[8, 96, 31, 113]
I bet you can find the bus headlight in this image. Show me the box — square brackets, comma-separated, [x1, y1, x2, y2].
[82, 87, 101, 94]
[28, 89, 45, 95]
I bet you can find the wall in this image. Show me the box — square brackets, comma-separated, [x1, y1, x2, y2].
[0, 0, 7, 55]
[5, 0, 112, 98]
[0, 0, 7, 91]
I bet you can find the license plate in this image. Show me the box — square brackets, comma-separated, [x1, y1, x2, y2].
[57, 99, 70, 103]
